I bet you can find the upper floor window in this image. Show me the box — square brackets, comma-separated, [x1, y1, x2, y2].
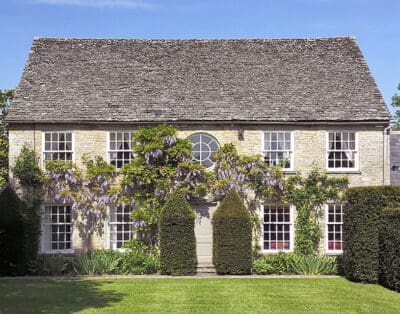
[262, 203, 293, 252]
[108, 132, 134, 168]
[43, 132, 73, 164]
[188, 133, 220, 168]
[41, 205, 73, 253]
[326, 204, 343, 253]
[109, 205, 135, 249]
[263, 131, 293, 169]
[327, 132, 357, 170]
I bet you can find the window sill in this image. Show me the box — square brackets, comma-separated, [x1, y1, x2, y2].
[326, 170, 361, 174]
[42, 249, 74, 254]
[282, 170, 296, 174]
[261, 250, 293, 254]
[325, 251, 343, 255]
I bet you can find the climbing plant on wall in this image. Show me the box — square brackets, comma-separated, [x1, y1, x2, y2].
[284, 165, 348, 256]
[120, 124, 210, 243]
[212, 143, 285, 242]
[46, 156, 119, 242]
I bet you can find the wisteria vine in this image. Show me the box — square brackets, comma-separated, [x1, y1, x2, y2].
[46, 156, 119, 239]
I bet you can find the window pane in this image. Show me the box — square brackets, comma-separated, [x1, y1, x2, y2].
[327, 204, 343, 252]
[264, 132, 291, 169]
[44, 205, 72, 252]
[328, 132, 356, 169]
[109, 206, 135, 249]
[44, 132, 73, 163]
[108, 132, 135, 168]
[263, 204, 291, 251]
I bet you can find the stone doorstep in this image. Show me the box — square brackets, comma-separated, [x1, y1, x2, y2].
[196, 268, 216, 274]
[196, 263, 216, 274]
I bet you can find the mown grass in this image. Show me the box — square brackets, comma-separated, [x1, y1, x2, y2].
[0, 277, 399, 313]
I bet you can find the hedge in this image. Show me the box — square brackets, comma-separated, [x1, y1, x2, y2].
[342, 186, 400, 283]
[0, 186, 40, 275]
[379, 207, 400, 291]
[159, 192, 197, 275]
[212, 189, 252, 275]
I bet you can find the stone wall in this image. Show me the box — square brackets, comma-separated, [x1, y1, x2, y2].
[8, 122, 390, 254]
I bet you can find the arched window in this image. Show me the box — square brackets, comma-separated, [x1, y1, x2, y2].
[188, 133, 220, 168]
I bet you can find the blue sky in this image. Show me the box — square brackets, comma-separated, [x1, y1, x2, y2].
[1, 0, 399, 113]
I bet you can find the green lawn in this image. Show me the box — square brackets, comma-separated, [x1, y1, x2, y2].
[0, 277, 399, 313]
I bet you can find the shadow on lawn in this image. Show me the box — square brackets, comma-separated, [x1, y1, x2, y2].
[0, 279, 125, 313]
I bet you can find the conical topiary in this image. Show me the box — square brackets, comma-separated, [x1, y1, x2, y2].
[159, 192, 197, 275]
[212, 189, 252, 274]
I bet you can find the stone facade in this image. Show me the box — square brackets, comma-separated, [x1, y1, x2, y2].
[8, 122, 390, 255]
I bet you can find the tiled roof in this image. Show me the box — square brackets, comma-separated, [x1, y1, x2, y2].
[6, 37, 390, 123]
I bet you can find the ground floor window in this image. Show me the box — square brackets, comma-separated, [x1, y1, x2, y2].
[326, 204, 343, 253]
[262, 203, 292, 252]
[109, 205, 135, 249]
[42, 205, 72, 253]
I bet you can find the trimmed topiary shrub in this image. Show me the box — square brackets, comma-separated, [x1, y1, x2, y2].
[379, 207, 400, 291]
[342, 186, 400, 283]
[212, 189, 252, 275]
[159, 192, 196, 275]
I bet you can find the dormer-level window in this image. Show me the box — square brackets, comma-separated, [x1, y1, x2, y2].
[263, 131, 293, 170]
[43, 132, 73, 165]
[327, 132, 358, 170]
[108, 132, 134, 168]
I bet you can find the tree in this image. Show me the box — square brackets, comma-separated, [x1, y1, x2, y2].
[391, 84, 400, 130]
[284, 165, 348, 255]
[0, 89, 15, 189]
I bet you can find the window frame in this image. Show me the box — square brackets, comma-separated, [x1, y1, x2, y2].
[326, 131, 359, 172]
[41, 204, 74, 254]
[106, 205, 136, 251]
[262, 131, 294, 171]
[260, 202, 294, 253]
[325, 203, 344, 254]
[188, 132, 220, 168]
[42, 131, 74, 168]
[107, 131, 135, 169]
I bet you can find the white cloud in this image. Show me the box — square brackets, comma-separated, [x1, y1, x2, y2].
[30, 0, 158, 10]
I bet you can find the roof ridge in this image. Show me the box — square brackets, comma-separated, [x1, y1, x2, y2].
[33, 36, 357, 42]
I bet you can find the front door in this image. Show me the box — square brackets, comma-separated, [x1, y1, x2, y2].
[192, 203, 216, 266]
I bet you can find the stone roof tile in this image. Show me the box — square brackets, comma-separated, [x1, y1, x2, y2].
[6, 37, 390, 123]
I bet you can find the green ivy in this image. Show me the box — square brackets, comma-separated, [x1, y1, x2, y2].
[284, 165, 348, 256]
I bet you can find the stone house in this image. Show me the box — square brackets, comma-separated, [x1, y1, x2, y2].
[6, 37, 390, 264]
